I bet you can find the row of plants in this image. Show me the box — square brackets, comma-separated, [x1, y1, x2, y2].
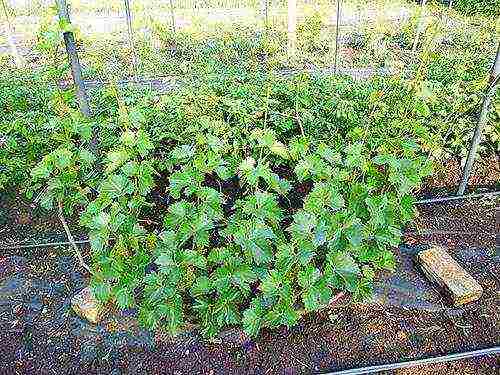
[26, 69, 434, 337]
[1, 71, 497, 338]
[25, 0, 498, 81]
[0, 3, 498, 339]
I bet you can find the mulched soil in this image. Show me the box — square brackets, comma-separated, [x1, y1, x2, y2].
[416, 155, 499, 199]
[0, 194, 498, 374]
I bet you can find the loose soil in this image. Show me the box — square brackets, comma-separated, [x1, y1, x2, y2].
[0, 192, 498, 374]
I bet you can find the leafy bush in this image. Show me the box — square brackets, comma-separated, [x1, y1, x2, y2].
[449, 0, 500, 17]
[0, 70, 56, 192]
[27, 70, 440, 338]
[3, 2, 498, 339]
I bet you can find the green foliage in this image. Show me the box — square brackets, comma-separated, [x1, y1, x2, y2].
[297, 10, 327, 53]
[28, 70, 435, 339]
[449, 0, 500, 17]
[2, 2, 498, 340]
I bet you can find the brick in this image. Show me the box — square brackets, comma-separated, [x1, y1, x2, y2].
[417, 246, 483, 306]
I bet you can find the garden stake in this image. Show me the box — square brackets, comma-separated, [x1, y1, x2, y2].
[412, 0, 427, 53]
[457, 42, 500, 195]
[287, 0, 297, 58]
[58, 201, 91, 274]
[169, 0, 176, 33]
[124, 0, 138, 78]
[260, 0, 269, 33]
[333, 0, 341, 74]
[55, 0, 91, 118]
[1, 0, 24, 67]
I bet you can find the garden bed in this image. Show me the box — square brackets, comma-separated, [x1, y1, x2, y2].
[0, 196, 497, 374]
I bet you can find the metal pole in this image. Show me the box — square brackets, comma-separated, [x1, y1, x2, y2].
[260, 0, 268, 32]
[457, 42, 500, 195]
[287, 0, 296, 58]
[124, 0, 138, 77]
[169, 0, 176, 33]
[449, 0, 453, 9]
[412, 0, 427, 53]
[1, 0, 24, 67]
[55, 0, 91, 118]
[333, 0, 341, 73]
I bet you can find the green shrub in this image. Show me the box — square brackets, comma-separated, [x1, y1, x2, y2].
[450, 0, 500, 17]
[28, 71, 441, 338]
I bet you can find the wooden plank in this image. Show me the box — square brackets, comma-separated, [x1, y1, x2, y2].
[417, 246, 483, 306]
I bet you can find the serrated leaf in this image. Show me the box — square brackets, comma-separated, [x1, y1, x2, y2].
[191, 276, 212, 296]
[116, 287, 134, 309]
[270, 141, 290, 159]
[182, 250, 207, 269]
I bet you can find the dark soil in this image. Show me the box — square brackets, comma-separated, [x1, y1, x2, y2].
[417, 155, 499, 199]
[0, 192, 498, 374]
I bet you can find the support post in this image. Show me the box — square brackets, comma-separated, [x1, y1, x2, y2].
[55, 0, 91, 118]
[260, 0, 268, 32]
[1, 0, 24, 67]
[333, 0, 341, 73]
[287, 0, 296, 58]
[457, 43, 500, 195]
[412, 0, 427, 53]
[124, 0, 138, 77]
[169, 0, 176, 33]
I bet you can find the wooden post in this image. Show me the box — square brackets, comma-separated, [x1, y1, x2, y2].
[333, 0, 341, 73]
[124, 0, 138, 77]
[55, 0, 91, 118]
[412, 0, 427, 53]
[457, 43, 500, 195]
[169, 0, 176, 33]
[1, 0, 24, 67]
[287, 0, 296, 58]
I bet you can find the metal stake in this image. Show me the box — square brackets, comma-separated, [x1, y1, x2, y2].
[333, 0, 341, 73]
[457, 43, 500, 195]
[124, 0, 138, 77]
[55, 0, 91, 118]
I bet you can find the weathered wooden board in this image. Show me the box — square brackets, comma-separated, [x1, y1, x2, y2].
[417, 246, 483, 306]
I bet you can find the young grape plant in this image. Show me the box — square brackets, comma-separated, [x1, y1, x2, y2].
[28, 70, 436, 338]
